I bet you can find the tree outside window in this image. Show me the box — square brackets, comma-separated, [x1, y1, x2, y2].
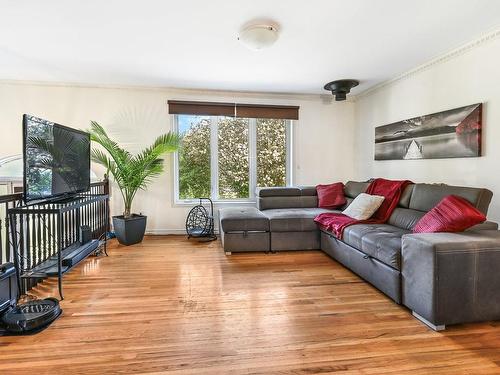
[177, 115, 289, 201]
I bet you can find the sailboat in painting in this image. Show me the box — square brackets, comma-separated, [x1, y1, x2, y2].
[403, 140, 423, 160]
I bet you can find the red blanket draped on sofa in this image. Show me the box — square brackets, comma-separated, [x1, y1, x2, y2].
[314, 178, 412, 238]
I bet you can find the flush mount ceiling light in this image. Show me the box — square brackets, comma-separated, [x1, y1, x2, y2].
[324, 79, 360, 101]
[238, 24, 279, 51]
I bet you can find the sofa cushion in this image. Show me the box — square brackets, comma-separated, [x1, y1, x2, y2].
[388, 207, 425, 230]
[316, 182, 346, 209]
[344, 181, 369, 199]
[409, 183, 493, 214]
[256, 187, 301, 197]
[258, 196, 318, 210]
[342, 224, 410, 270]
[298, 186, 317, 196]
[344, 197, 353, 207]
[413, 195, 486, 233]
[344, 181, 414, 208]
[219, 207, 269, 232]
[342, 193, 385, 220]
[263, 208, 338, 232]
[399, 184, 415, 208]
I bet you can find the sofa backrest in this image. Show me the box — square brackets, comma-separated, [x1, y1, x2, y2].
[344, 180, 415, 208]
[389, 183, 493, 230]
[343, 181, 368, 206]
[256, 182, 494, 229]
[256, 186, 317, 210]
[258, 183, 371, 210]
[257, 181, 417, 210]
[408, 183, 492, 214]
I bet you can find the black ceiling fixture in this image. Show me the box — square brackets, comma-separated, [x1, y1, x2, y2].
[324, 79, 359, 101]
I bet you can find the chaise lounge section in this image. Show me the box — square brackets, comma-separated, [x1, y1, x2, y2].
[219, 207, 270, 254]
[219, 181, 500, 330]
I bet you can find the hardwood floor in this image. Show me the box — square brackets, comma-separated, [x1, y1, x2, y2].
[1, 236, 500, 374]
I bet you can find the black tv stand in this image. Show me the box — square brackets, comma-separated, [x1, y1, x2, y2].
[8, 194, 109, 300]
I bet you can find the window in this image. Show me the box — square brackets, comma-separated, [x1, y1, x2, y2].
[177, 116, 211, 199]
[175, 115, 291, 202]
[217, 117, 250, 199]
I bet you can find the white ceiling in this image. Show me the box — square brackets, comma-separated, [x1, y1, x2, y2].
[1, 0, 500, 95]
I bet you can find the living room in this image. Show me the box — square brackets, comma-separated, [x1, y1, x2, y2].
[1, 1, 500, 374]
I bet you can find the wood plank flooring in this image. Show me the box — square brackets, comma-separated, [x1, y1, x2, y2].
[1, 235, 500, 374]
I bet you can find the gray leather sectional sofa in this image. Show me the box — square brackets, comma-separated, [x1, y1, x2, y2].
[219, 181, 500, 330]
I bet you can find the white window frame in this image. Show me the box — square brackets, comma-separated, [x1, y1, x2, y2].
[173, 115, 293, 205]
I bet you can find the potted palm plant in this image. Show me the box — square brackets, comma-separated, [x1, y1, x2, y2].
[89, 121, 180, 245]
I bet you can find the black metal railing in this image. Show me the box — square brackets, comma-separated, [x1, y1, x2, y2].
[82, 180, 110, 240]
[0, 179, 110, 293]
[0, 192, 23, 264]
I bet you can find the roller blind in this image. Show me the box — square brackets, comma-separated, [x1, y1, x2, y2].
[235, 104, 299, 120]
[168, 100, 299, 120]
[167, 100, 235, 117]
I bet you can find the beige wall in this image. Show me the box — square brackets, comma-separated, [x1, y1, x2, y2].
[0, 83, 355, 233]
[353, 35, 500, 222]
[4, 32, 498, 233]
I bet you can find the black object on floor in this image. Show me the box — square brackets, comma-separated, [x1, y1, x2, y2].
[186, 198, 216, 241]
[0, 263, 17, 313]
[79, 225, 92, 244]
[1, 298, 62, 334]
[0, 263, 62, 335]
[21, 239, 100, 277]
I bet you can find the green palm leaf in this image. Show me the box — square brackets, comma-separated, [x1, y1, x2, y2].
[89, 121, 181, 217]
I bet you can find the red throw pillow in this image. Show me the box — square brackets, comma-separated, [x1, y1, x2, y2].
[413, 195, 486, 233]
[316, 183, 346, 209]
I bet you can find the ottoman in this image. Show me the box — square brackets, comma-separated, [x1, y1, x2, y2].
[219, 207, 270, 254]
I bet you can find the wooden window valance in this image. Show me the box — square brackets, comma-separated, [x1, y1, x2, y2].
[168, 100, 299, 120]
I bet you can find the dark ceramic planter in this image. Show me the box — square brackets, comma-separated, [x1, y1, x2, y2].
[113, 214, 147, 246]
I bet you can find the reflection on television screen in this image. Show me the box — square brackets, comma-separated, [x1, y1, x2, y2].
[24, 115, 90, 202]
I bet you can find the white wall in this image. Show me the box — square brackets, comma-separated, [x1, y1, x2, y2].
[0, 83, 355, 233]
[353, 35, 500, 222]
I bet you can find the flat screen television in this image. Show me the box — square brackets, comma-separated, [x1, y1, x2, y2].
[23, 114, 90, 202]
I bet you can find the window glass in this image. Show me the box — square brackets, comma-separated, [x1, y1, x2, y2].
[176, 115, 289, 201]
[256, 118, 287, 187]
[178, 115, 211, 199]
[218, 117, 250, 199]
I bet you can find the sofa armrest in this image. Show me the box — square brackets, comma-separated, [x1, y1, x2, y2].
[466, 220, 499, 231]
[401, 231, 500, 329]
